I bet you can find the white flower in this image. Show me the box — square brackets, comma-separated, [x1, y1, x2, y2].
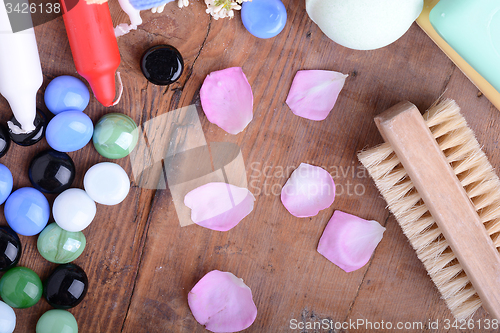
[204, 0, 248, 19]
[151, 3, 166, 13]
[178, 0, 189, 8]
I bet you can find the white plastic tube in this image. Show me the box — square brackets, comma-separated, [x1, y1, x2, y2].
[0, 0, 42, 133]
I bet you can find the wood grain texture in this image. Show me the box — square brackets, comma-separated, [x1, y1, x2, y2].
[1, 0, 499, 332]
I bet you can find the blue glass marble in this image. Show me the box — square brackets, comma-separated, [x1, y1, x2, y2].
[241, 0, 287, 39]
[46, 111, 94, 153]
[0, 164, 13, 205]
[4, 187, 50, 236]
[44, 76, 90, 115]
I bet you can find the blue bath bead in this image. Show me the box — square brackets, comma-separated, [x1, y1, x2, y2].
[241, 0, 287, 39]
[46, 111, 94, 153]
[44, 76, 90, 115]
[5, 187, 50, 236]
[0, 164, 13, 205]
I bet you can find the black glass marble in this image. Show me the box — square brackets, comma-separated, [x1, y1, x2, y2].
[29, 149, 75, 194]
[8, 108, 47, 146]
[44, 263, 88, 309]
[0, 124, 11, 158]
[0, 226, 21, 271]
[141, 45, 184, 86]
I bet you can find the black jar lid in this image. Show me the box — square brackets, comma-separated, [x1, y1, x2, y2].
[140, 45, 184, 86]
[0, 124, 11, 158]
[8, 108, 47, 146]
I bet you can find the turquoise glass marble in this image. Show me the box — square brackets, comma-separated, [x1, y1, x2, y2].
[93, 113, 139, 159]
[0, 267, 43, 308]
[37, 223, 86, 264]
[36, 309, 78, 333]
[430, 0, 500, 93]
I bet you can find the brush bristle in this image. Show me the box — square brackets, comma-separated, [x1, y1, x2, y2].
[358, 99, 500, 320]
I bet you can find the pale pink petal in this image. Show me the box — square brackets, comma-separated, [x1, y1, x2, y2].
[188, 270, 258, 333]
[184, 182, 255, 231]
[286, 70, 348, 121]
[318, 210, 385, 272]
[200, 67, 253, 134]
[281, 163, 335, 217]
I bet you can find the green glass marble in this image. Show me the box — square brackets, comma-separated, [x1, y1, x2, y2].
[37, 223, 86, 264]
[93, 113, 139, 159]
[0, 266, 42, 308]
[36, 309, 78, 333]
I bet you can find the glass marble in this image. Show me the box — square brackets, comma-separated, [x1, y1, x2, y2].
[44, 263, 88, 309]
[0, 163, 13, 204]
[0, 124, 11, 158]
[141, 45, 184, 85]
[4, 187, 50, 236]
[46, 111, 94, 153]
[0, 267, 43, 308]
[93, 113, 139, 159]
[0, 227, 21, 271]
[29, 150, 76, 194]
[0, 301, 16, 333]
[8, 109, 47, 146]
[53, 189, 96, 232]
[37, 223, 86, 264]
[36, 309, 78, 333]
[241, 0, 287, 39]
[44, 75, 90, 115]
[84, 162, 130, 205]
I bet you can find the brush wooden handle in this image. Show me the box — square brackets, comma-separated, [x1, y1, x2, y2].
[375, 101, 500, 319]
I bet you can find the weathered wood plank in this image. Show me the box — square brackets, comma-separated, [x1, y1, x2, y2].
[3, 0, 499, 331]
[119, 0, 479, 331]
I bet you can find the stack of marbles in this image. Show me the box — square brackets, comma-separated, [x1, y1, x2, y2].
[0, 74, 139, 332]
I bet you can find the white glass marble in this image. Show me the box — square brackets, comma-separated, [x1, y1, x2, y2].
[0, 301, 16, 333]
[53, 189, 96, 232]
[84, 162, 130, 205]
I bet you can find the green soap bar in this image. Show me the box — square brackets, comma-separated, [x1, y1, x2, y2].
[0, 267, 42, 308]
[36, 309, 78, 333]
[93, 113, 139, 159]
[37, 223, 86, 264]
[430, 0, 500, 93]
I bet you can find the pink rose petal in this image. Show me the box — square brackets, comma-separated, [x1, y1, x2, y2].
[184, 182, 255, 231]
[286, 70, 348, 121]
[200, 67, 254, 134]
[281, 163, 335, 217]
[318, 211, 385, 272]
[188, 270, 258, 333]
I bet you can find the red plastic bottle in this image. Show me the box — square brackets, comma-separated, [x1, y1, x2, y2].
[61, 0, 121, 107]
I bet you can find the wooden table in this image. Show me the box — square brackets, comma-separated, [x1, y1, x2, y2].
[4, 0, 500, 332]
